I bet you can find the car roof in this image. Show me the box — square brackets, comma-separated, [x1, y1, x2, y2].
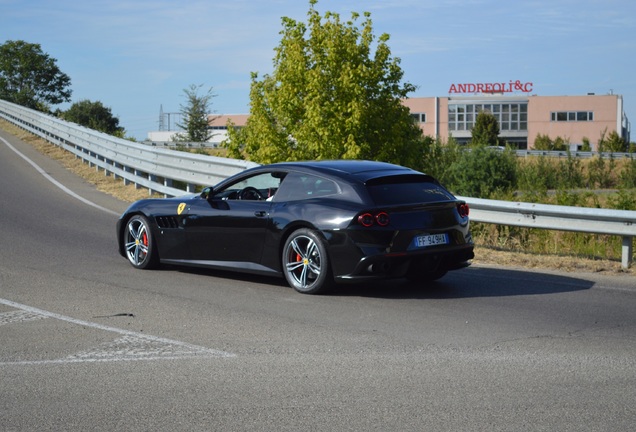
[265, 160, 422, 183]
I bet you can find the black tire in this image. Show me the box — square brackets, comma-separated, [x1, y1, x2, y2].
[123, 215, 159, 269]
[282, 228, 334, 294]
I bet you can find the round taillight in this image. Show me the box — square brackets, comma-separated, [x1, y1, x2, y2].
[358, 213, 374, 227]
[358, 212, 390, 227]
[457, 203, 469, 218]
[375, 212, 390, 227]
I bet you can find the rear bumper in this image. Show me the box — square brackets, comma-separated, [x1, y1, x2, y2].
[334, 244, 474, 283]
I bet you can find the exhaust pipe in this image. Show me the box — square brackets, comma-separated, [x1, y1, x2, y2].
[367, 262, 390, 273]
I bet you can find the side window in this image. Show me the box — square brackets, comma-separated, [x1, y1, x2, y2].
[367, 180, 454, 205]
[273, 172, 340, 202]
[218, 171, 286, 200]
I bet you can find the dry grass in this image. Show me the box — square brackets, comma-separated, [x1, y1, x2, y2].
[1, 119, 632, 276]
[1, 119, 161, 202]
[474, 245, 631, 275]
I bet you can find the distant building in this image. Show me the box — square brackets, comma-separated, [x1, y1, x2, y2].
[148, 87, 630, 151]
[147, 114, 248, 146]
[207, 114, 249, 146]
[403, 92, 630, 150]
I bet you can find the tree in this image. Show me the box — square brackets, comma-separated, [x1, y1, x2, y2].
[0, 40, 72, 111]
[533, 133, 553, 150]
[532, 133, 568, 151]
[61, 99, 125, 137]
[175, 84, 216, 142]
[470, 110, 499, 146]
[552, 136, 568, 151]
[581, 137, 592, 152]
[420, 135, 462, 185]
[445, 145, 517, 198]
[224, 0, 423, 169]
[598, 129, 627, 153]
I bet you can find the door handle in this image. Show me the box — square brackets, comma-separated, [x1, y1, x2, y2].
[254, 211, 267, 217]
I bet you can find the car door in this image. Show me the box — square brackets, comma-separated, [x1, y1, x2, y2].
[182, 171, 283, 265]
[183, 198, 270, 264]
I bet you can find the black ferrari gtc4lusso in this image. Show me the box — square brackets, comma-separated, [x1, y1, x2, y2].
[117, 160, 474, 294]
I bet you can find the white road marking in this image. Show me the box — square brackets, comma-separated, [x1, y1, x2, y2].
[0, 309, 49, 326]
[0, 298, 236, 365]
[0, 134, 120, 216]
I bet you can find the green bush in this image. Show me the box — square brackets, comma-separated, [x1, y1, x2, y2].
[618, 159, 636, 189]
[517, 155, 557, 193]
[556, 152, 585, 189]
[445, 145, 517, 198]
[607, 189, 636, 210]
[554, 189, 599, 207]
[420, 136, 462, 186]
[587, 155, 617, 189]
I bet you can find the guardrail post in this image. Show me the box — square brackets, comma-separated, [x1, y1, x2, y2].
[148, 174, 157, 196]
[124, 167, 132, 186]
[134, 169, 143, 189]
[163, 178, 173, 198]
[622, 236, 633, 269]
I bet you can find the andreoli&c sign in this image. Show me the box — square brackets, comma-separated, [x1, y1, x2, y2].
[448, 80, 533, 94]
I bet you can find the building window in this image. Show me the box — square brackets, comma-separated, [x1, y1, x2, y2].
[551, 111, 593, 122]
[410, 113, 426, 123]
[448, 102, 528, 132]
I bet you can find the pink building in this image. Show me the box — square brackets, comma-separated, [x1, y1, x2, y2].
[208, 114, 249, 129]
[402, 93, 630, 150]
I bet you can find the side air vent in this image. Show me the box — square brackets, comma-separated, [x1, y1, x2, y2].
[156, 216, 179, 229]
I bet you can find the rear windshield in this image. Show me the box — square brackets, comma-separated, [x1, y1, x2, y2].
[366, 175, 454, 206]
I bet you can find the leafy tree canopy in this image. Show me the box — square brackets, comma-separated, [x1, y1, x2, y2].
[599, 129, 627, 153]
[224, 0, 423, 168]
[470, 110, 500, 146]
[446, 146, 517, 198]
[175, 84, 216, 142]
[62, 99, 125, 137]
[0, 40, 72, 111]
[532, 133, 568, 151]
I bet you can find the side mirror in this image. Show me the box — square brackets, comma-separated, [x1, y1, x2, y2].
[200, 187, 213, 201]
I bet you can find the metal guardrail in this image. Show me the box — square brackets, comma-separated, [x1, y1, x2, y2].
[142, 142, 636, 160]
[514, 149, 635, 159]
[0, 100, 257, 197]
[0, 99, 634, 269]
[459, 197, 636, 269]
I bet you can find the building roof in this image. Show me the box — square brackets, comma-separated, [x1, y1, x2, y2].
[208, 114, 249, 127]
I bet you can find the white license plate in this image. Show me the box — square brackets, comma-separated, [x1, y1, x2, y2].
[414, 233, 449, 248]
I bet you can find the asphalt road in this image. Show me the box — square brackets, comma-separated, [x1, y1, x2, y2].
[1, 129, 635, 431]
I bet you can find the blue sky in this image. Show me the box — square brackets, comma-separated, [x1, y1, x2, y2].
[2, 0, 635, 141]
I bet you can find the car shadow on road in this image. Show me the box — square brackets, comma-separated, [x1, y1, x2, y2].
[165, 263, 596, 300]
[332, 266, 597, 299]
